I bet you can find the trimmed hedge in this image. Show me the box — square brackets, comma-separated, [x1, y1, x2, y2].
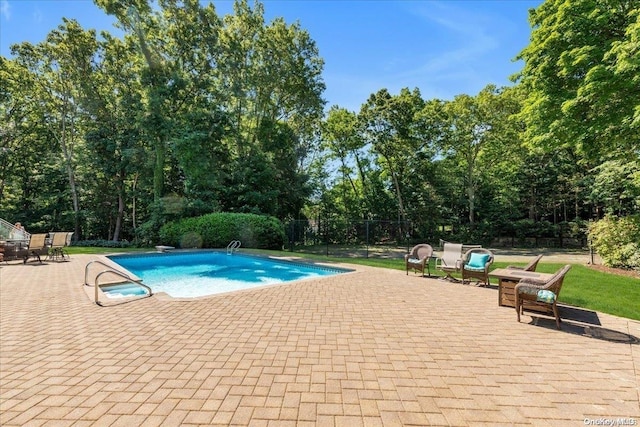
[159, 212, 285, 250]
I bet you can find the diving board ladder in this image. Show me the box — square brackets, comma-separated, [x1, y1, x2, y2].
[84, 260, 152, 306]
[227, 240, 241, 254]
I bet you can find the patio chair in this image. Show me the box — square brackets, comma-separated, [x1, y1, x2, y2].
[405, 244, 433, 277]
[47, 232, 72, 261]
[507, 254, 543, 272]
[22, 233, 48, 264]
[515, 264, 572, 329]
[435, 242, 463, 280]
[461, 248, 494, 286]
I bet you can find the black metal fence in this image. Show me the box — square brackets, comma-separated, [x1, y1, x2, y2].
[284, 219, 413, 258]
[283, 218, 589, 258]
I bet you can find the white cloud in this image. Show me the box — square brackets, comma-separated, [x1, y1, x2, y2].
[362, 0, 524, 100]
[1, 1, 10, 20]
[33, 7, 42, 23]
[404, 2, 500, 79]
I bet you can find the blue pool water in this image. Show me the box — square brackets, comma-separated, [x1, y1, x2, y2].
[106, 251, 349, 298]
[100, 283, 150, 298]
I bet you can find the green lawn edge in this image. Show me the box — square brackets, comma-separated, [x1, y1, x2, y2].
[68, 247, 639, 321]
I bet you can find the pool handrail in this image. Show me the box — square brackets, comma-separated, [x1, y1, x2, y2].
[84, 259, 138, 286]
[85, 259, 152, 305]
[93, 269, 153, 306]
[227, 240, 241, 254]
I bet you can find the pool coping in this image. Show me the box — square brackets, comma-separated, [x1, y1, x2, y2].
[90, 250, 358, 303]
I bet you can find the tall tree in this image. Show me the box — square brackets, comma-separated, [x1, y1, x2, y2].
[9, 19, 99, 238]
[322, 106, 372, 219]
[516, 0, 639, 161]
[436, 85, 516, 226]
[359, 88, 424, 223]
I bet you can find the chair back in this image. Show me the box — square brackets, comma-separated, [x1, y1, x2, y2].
[523, 255, 543, 271]
[410, 244, 433, 260]
[547, 265, 572, 296]
[463, 248, 494, 266]
[28, 233, 48, 249]
[65, 232, 74, 246]
[441, 243, 463, 266]
[50, 232, 67, 248]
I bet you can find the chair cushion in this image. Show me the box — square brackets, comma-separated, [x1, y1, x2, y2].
[407, 258, 422, 265]
[468, 253, 489, 268]
[536, 290, 556, 303]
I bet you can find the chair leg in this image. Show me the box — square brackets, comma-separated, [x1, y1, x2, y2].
[552, 303, 561, 329]
[515, 294, 521, 323]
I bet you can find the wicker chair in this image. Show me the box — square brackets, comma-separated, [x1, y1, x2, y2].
[461, 248, 494, 286]
[405, 244, 434, 277]
[515, 264, 572, 329]
[507, 254, 543, 272]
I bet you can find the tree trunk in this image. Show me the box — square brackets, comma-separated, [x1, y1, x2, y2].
[153, 136, 165, 201]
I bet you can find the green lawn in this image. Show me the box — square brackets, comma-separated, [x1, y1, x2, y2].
[69, 247, 640, 321]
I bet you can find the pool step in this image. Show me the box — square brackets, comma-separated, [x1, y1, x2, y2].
[84, 260, 152, 306]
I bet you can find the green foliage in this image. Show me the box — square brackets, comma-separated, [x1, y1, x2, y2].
[588, 214, 640, 270]
[160, 212, 285, 249]
[3, 0, 639, 251]
[516, 0, 639, 161]
[71, 239, 135, 248]
[589, 159, 640, 215]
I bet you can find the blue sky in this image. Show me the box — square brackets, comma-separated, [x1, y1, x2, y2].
[0, 0, 542, 111]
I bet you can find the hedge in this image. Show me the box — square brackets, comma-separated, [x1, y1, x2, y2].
[159, 212, 285, 250]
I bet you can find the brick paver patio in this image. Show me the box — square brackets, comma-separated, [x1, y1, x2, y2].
[1, 254, 639, 426]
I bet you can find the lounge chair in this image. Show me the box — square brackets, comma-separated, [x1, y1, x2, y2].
[405, 244, 434, 277]
[507, 254, 543, 272]
[461, 248, 494, 286]
[47, 232, 72, 261]
[22, 233, 48, 264]
[435, 243, 463, 280]
[515, 264, 572, 329]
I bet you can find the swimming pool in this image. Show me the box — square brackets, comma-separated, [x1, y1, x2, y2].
[106, 251, 349, 298]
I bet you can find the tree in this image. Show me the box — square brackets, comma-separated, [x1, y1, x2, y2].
[436, 85, 518, 226]
[79, 33, 146, 241]
[9, 19, 100, 238]
[322, 106, 372, 219]
[359, 88, 425, 224]
[515, 0, 639, 162]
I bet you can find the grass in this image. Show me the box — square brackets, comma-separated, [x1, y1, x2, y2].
[70, 246, 640, 321]
[66, 246, 149, 255]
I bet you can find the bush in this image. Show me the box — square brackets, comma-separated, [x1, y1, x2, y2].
[588, 214, 640, 271]
[71, 239, 134, 248]
[160, 212, 285, 250]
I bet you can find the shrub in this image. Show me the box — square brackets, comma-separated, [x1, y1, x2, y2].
[71, 239, 134, 248]
[588, 214, 640, 271]
[160, 212, 285, 250]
